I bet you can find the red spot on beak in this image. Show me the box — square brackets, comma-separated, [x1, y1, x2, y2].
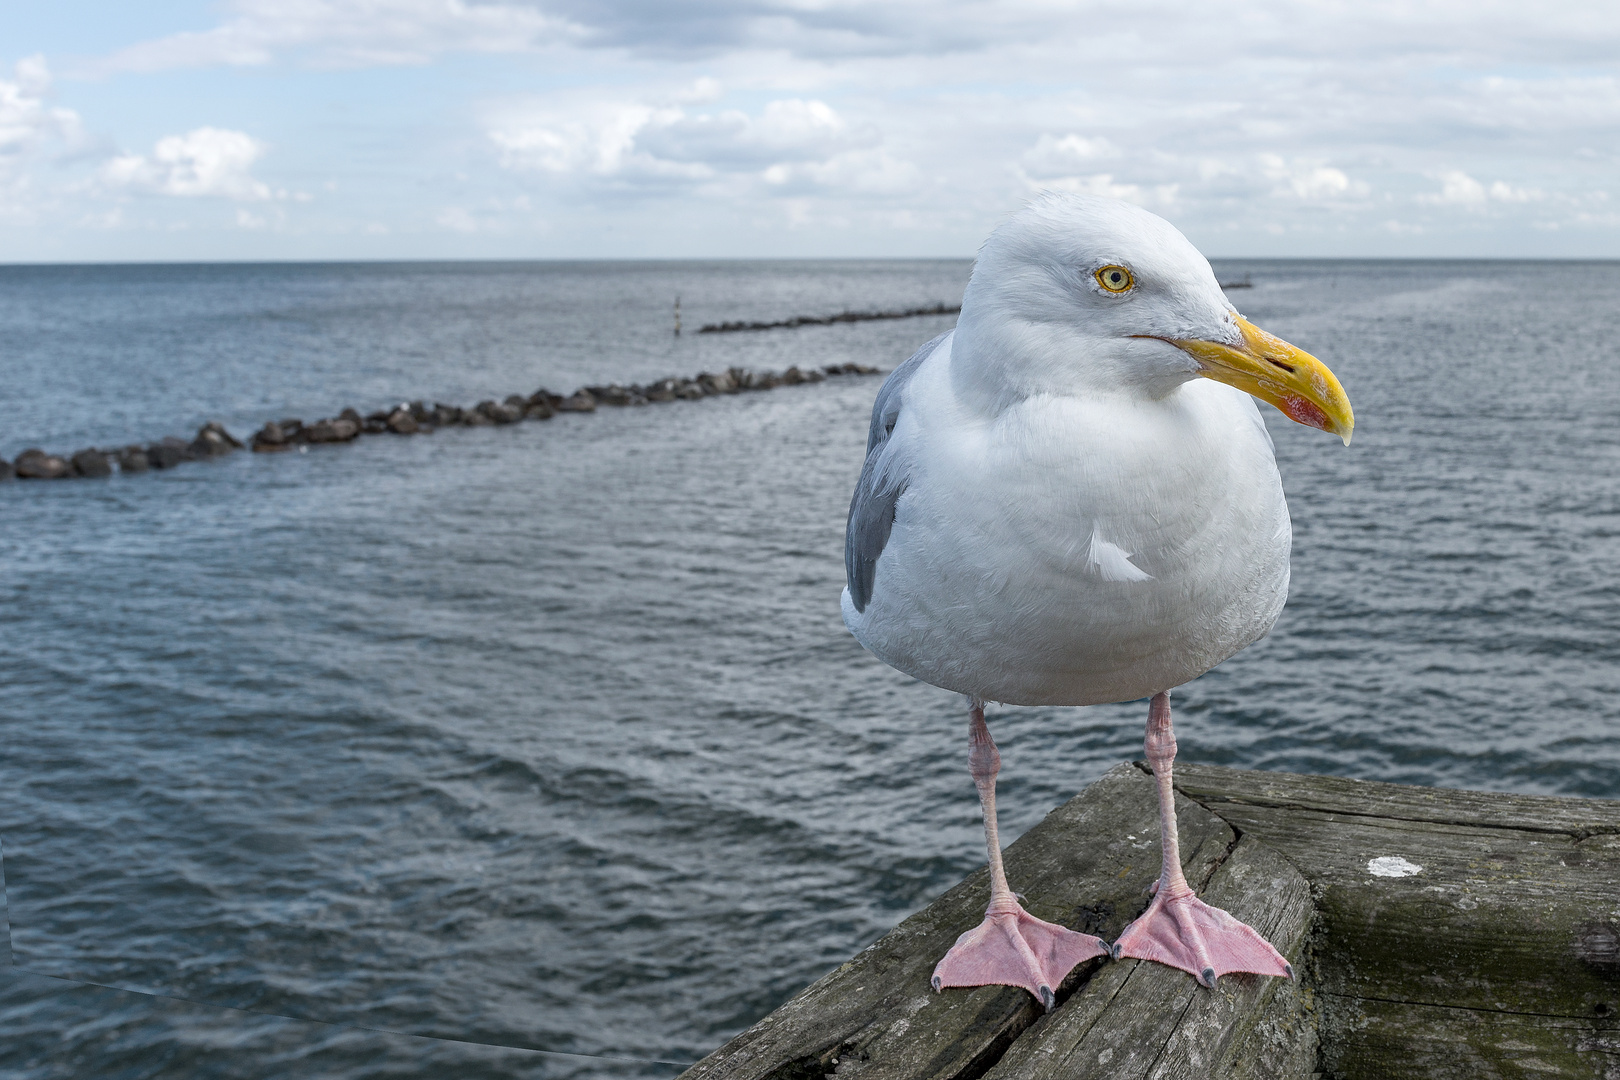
[1279, 394, 1331, 432]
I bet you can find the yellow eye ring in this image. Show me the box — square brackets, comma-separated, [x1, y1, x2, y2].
[1094, 265, 1134, 293]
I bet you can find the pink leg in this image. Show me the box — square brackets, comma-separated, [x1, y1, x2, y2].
[1113, 691, 1293, 987]
[932, 703, 1108, 1011]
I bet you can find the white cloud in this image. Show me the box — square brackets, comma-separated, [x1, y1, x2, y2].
[0, 55, 79, 156]
[489, 100, 663, 176]
[11, 0, 1620, 256]
[0, 56, 84, 223]
[1419, 170, 1545, 210]
[1259, 155, 1368, 203]
[1487, 180, 1544, 203]
[765, 148, 920, 195]
[1014, 134, 1173, 208]
[1028, 172, 1177, 208]
[488, 92, 892, 198]
[102, 0, 576, 72]
[1021, 134, 1121, 177]
[1424, 170, 1487, 207]
[101, 128, 272, 200]
[94, 1, 1620, 74]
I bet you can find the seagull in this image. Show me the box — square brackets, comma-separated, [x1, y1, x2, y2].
[841, 192, 1352, 1008]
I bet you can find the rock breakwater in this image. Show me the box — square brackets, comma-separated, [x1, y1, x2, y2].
[1, 363, 880, 482]
[697, 303, 960, 333]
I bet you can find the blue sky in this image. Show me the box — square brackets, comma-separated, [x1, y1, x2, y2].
[3, 0, 1619, 261]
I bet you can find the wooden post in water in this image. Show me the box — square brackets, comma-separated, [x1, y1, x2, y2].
[680, 763, 1620, 1080]
[675, 295, 682, 336]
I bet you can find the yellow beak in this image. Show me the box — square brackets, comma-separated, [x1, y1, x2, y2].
[1169, 315, 1354, 445]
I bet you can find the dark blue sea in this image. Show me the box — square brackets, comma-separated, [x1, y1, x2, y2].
[3, 259, 1619, 1078]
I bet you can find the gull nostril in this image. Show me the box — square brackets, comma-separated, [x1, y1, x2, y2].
[1265, 358, 1296, 373]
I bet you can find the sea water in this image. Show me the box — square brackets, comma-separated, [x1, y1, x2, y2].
[2, 259, 1619, 1077]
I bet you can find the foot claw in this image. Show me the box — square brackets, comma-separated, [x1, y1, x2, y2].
[1115, 888, 1291, 987]
[932, 906, 1108, 1008]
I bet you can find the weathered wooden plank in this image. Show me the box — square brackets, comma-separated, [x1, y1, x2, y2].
[678, 764, 1235, 1080]
[981, 835, 1314, 1080]
[689, 763, 1620, 1080]
[1218, 970, 1318, 1080]
[1182, 799, 1620, 1017]
[1319, 995, 1620, 1080]
[1172, 762, 1620, 837]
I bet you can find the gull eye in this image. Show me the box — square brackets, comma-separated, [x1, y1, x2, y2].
[1095, 265, 1134, 293]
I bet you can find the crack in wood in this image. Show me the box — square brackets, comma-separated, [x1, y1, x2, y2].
[1317, 989, 1619, 1023]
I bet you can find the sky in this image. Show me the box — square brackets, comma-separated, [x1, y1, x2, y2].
[2, 0, 1619, 261]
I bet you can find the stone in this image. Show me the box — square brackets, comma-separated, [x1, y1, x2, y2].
[190, 423, 242, 458]
[118, 445, 150, 471]
[753, 372, 782, 390]
[589, 384, 634, 406]
[71, 449, 112, 477]
[699, 372, 736, 394]
[14, 449, 72, 479]
[252, 422, 290, 452]
[803, 367, 826, 382]
[146, 437, 193, 469]
[408, 401, 431, 421]
[782, 366, 805, 385]
[190, 431, 230, 457]
[556, 391, 596, 412]
[529, 389, 563, 408]
[462, 409, 494, 426]
[305, 418, 360, 443]
[643, 378, 677, 402]
[675, 380, 705, 400]
[504, 394, 529, 411]
[200, 421, 243, 448]
[386, 409, 419, 434]
[524, 401, 555, 420]
[339, 407, 364, 426]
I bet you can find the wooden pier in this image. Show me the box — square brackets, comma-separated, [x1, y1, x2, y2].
[679, 763, 1620, 1080]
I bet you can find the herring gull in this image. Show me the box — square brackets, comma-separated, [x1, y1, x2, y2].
[842, 192, 1353, 1006]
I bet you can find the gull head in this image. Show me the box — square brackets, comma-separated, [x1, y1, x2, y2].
[956, 192, 1353, 444]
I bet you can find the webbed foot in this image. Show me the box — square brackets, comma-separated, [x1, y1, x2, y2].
[932, 902, 1108, 1010]
[1113, 886, 1291, 988]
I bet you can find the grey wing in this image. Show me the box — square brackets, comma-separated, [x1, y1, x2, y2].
[845, 331, 948, 613]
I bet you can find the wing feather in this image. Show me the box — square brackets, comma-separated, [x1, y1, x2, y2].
[845, 331, 950, 612]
